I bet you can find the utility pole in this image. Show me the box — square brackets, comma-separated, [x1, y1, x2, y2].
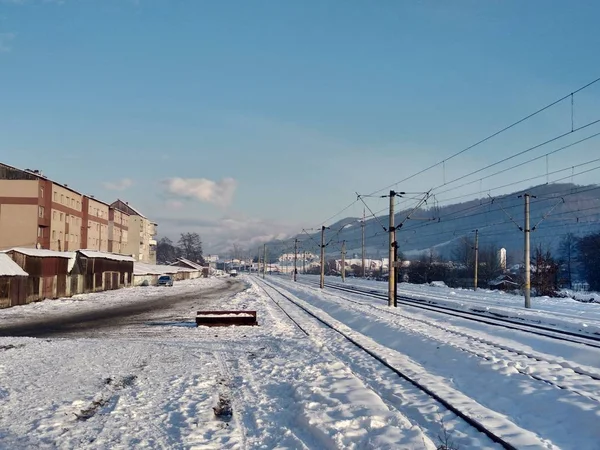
[523, 194, 531, 308]
[474, 229, 479, 290]
[361, 208, 366, 278]
[263, 244, 267, 279]
[388, 191, 396, 307]
[320, 225, 327, 289]
[341, 240, 346, 282]
[293, 238, 298, 282]
[257, 246, 261, 276]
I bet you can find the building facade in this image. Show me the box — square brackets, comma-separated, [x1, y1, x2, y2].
[108, 208, 129, 254]
[0, 163, 131, 254]
[110, 200, 157, 264]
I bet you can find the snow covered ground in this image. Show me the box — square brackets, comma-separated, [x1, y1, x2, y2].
[1, 275, 599, 449]
[302, 275, 600, 337]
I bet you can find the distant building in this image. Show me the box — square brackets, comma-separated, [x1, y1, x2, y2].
[0, 163, 129, 253]
[499, 248, 507, 271]
[110, 200, 157, 264]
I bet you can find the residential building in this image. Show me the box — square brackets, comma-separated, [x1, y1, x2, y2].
[0, 163, 85, 251]
[0, 162, 131, 254]
[108, 207, 129, 254]
[83, 196, 110, 252]
[110, 200, 157, 264]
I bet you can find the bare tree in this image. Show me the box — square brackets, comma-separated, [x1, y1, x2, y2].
[558, 233, 577, 289]
[531, 244, 560, 296]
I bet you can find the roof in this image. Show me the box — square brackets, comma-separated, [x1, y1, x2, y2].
[7, 248, 76, 259]
[0, 254, 28, 277]
[171, 258, 204, 270]
[134, 262, 198, 275]
[113, 199, 146, 218]
[77, 250, 136, 262]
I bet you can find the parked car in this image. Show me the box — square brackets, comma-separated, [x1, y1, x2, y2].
[157, 275, 174, 286]
[230, 269, 238, 277]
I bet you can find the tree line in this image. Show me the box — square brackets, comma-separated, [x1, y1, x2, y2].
[156, 233, 204, 265]
[326, 230, 600, 296]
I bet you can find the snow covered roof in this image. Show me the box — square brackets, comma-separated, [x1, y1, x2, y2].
[172, 258, 204, 270]
[77, 250, 136, 262]
[134, 262, 198, 275]
[0, 254, 28, 277]
[114, 199, 146, 218]
[7, 247, 76, 259]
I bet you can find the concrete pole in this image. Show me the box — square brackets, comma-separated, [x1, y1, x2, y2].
[257, 248, 260, 276]
[362, 208, 366, 278]
[341, 240, 346, 282]
[474, 229, 479, 290]
[524, 194, 531, 308]
[263, 244, 267, 279]
[320, 226, 326, 289]
[388, 191, 396, 307]
[293, 238, 298, 282]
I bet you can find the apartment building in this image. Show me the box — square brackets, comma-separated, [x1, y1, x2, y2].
[82, 196, 110, 252]
[110, 200, 157, 264]
[0, 163, 131, 254]
[108, 208, 129, 254]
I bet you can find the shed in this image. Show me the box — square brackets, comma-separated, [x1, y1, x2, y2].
[489, 274, 520, 291]
[75, 250, 135, 292]
[6, 248, 76, 302]
[0, 253, 29, 308]
[169, 258, 205, 280]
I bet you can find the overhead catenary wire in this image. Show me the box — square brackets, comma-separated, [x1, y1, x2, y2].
[368, 75, 600, 197]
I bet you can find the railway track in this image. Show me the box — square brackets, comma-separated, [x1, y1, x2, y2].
[253, 276, 548, 450]
[275, 277, 600, 402]
[301, 278, 600, 350]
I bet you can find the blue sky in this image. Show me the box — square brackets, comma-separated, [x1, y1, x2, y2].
[1, 0, 600, 253]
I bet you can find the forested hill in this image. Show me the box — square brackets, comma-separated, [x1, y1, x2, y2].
[295, 183, 600, 262]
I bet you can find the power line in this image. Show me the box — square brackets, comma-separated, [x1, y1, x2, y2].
[368, 75, 600, 196]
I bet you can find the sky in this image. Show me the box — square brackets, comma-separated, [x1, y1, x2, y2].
[1, 0, 600, 254]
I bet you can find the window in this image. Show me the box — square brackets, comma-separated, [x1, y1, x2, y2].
[40, 186, 44, 198]
[61, 194, 64, 204]
[59, 231, 63, 240]
[71, 234, 74, 242]
[38, 206, 45, 218]
[59, 213, 63, 222]
[38, 227, 44, 238]
[65, 215, 69, 224]
[53, 192, 57, 201]
[71, 199, 75, 208]
[77, 201, 80, 210]
[53, 211, 57, 220]
[52, 230, 56, 239]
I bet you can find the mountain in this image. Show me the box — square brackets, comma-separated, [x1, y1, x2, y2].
[285, 183, 600, 263]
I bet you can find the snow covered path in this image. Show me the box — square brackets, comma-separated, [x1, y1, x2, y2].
[0, 277, 440, 449]
[266, 275, 600, 450]
[2, 275, 599, 449]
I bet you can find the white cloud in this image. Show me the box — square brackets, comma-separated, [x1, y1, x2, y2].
[155, 213, 298, 254]
[161, 177, 237, 207]
[102, 178, 134, 191]
[165, 199, 184, 210]
[0, 33, 15, 53]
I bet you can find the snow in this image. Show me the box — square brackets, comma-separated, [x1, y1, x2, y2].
[328, 276, 600, 337]
[1, 273, 600, 448]
[134, 262, 198, 275]
[173, 257, 204, 270]
[77, 250, 136, 262]
[5, 247, 76, 259]
[0, 253, 28, 277]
